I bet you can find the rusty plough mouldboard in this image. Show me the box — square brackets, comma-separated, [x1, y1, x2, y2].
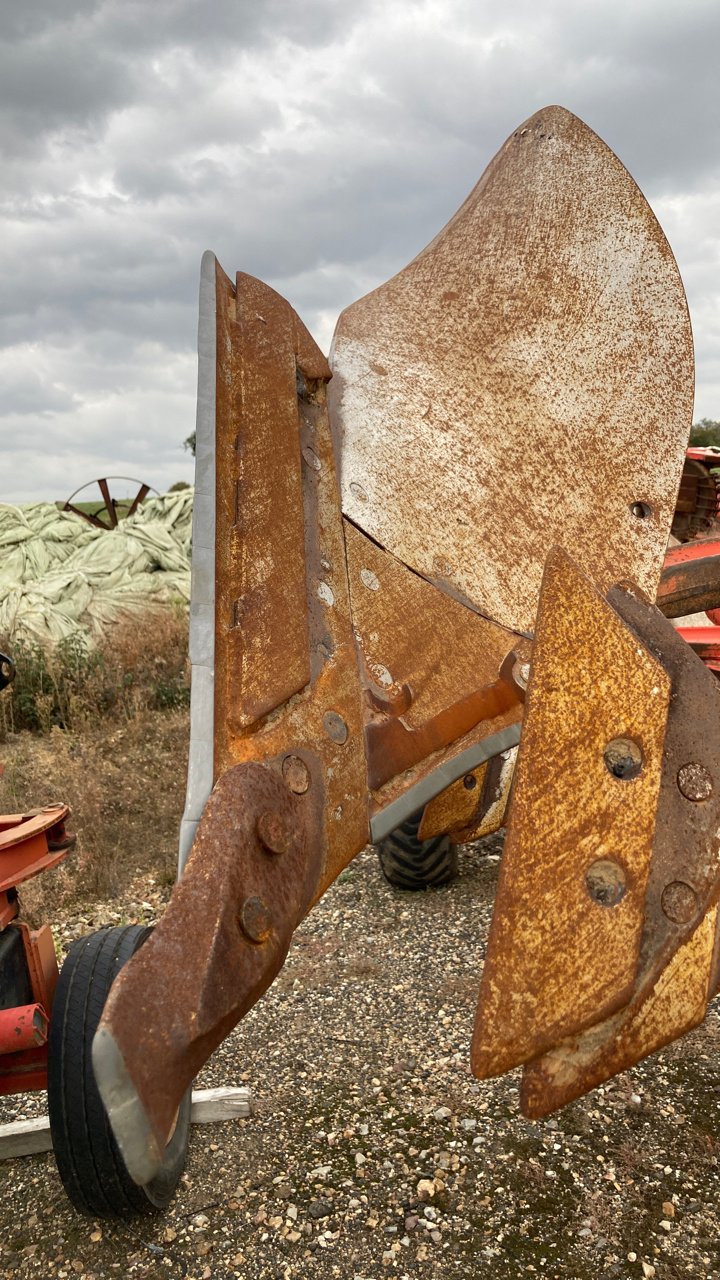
[89, 106, 720, 1189]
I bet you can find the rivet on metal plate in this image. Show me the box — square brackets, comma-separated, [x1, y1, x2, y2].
[360, 568, 380, 591]
[630, 501, 653, 520]
[256, 810, 291, 855]
[661, 880, 698, 924]
[281, 755, 311, 795]
[323, 711, 349, 745]
[677, 762, 713, 802]
[239, 896, 273, 943]
[302, 445, 321, 472]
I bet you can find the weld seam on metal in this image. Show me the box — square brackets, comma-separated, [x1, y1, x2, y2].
[178, 252, 217, 874]
[369, 724, 522, 842]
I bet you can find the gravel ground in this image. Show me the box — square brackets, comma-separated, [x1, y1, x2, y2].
[1, 838, 720, 1280]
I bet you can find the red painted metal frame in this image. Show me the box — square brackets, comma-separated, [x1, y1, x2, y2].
[676, 625, 720, 672]
[0, 810, 69, 1097]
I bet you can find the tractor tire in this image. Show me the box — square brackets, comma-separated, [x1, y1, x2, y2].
[48, 925, 191, 1217]
[377, 814, 458, 890]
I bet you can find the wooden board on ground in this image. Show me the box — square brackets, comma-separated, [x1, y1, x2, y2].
[0, 1086, 253, 1160]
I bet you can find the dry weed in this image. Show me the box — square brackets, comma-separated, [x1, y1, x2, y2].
[0, 606, 190, 738]
[0, 709, 189, 916]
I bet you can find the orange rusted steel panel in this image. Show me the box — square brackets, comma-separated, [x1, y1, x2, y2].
[344, 520, 528, 810]
[472, 549, 672, 1079]
[214, 264, 329, 739]
[418, 763, 490, 841]
[473, 549, 720, 1115]
[330, 106, 693, 636]
[521, 907, 717, 1118]
[96, 761, 323, 1171]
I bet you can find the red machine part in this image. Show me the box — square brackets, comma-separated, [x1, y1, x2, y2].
[0, 808, 71, 1096]
[675, 626, 720, 673]
[0, 1005, 48, 1054]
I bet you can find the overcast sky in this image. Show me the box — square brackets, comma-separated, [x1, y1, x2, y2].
[2, 0, 719, 502]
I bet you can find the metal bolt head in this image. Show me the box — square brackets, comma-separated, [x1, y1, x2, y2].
[585, 859, 627, 908]
[239, 896, 273, 943]
[323, 711, 349, 745]
[603, 737, 643, 781]
[677, 762, 713, 802]
[256, 811, 291, 855]
[282, 755, 310, 795]
[661, 880, 698, 925]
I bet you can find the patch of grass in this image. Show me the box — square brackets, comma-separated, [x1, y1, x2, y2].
[0, 710, 189, 909]
[0, 607, 190, 737]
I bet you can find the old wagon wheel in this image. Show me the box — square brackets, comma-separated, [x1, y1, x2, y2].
[63, 477, 158, 530]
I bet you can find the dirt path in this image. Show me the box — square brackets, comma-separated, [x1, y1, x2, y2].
[1, 843, 719, 1280]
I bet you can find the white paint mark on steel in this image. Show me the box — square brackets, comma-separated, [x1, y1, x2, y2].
[317, 581, 335, 606]
[360, 568, 380, 591]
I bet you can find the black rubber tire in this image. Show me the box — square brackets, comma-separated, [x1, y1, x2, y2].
[48, 925, 191, 1217]
[377, 814, 459, 890]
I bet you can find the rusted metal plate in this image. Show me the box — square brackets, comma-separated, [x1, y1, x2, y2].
[608, 583, 720, 980]
[521, 907, 717, 1118]
[519, 580, 720, 1115]
[345, 521, 516, 731]
[219, 371, 370, 897]
[95, 761, 323, 1182]
[455, 746, 518, 843]
[472, 549, 671, 1080]
[329, 105, 693, 635]
[214, 264, 329, 736]
[418, 763, 489, 841]
[417, 744, 518, 843]
[344, 519, 527, 809]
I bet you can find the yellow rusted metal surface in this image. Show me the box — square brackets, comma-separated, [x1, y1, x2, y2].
[521, 906, 718, 1118]
[345, 522, 515, 732]
[418, 763, 489, 841]
[459, 747, 517, 842]
[419, 744, 518, 843]
[330, 105, 693, 636]
[472, 549, 672, 1079]
[344, 521, 527, 797]
[214, 280, 369, 894]
[214, 264, 328, 734]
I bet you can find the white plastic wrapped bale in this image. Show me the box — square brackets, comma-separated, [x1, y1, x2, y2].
[0, 490, 193, 645]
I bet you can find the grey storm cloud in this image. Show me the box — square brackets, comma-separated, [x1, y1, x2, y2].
[1, 0, 719, 502]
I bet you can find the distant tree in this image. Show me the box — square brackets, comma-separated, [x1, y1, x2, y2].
[168, 481, 191, 491]
[689, 419, 720, 447]
[183, 431, 196, 456]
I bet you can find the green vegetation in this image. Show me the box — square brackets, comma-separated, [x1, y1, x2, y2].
[689, 418, 720, 447]
[0, 608, 190, 738]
